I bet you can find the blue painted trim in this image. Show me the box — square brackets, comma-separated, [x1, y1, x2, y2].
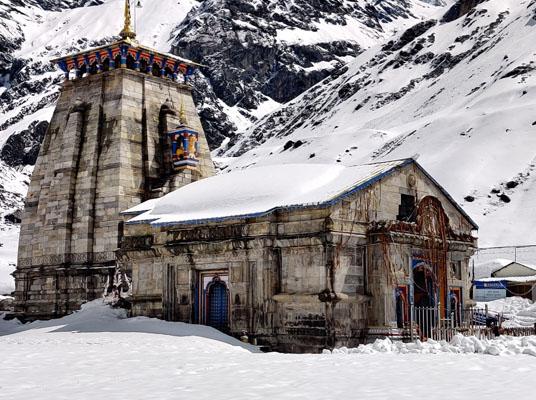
[173, 159, 199, 167]
[58, 60, 68, 73]
[168, 128, 198, 135]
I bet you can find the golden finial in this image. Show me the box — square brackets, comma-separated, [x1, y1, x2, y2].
[179, 100, 187, 125]
[119, 0, 136, 40]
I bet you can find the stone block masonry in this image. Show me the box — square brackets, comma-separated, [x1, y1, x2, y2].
[15, 68, 215, 319]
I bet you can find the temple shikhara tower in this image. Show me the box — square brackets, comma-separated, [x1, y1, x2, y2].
[14, 1, 215, 319]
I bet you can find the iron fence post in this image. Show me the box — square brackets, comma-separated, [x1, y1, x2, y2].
[410, 303, 414, 341]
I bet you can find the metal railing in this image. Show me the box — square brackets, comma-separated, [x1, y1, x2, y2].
[410, 304, 535, 341]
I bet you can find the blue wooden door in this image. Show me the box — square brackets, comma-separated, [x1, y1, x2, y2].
[207, 281, 228, 330]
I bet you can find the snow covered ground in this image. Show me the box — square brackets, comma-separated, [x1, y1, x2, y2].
[325, 335, 536, 357]
[478, 297, 536, 328]
[1, 300, 536, 400]
[0, 225, 18, 295]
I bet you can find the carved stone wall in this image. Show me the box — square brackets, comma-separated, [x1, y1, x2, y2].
[119, 162, 476, 352]
[15, 68, 215, 319]
[120, 211, 370, 353]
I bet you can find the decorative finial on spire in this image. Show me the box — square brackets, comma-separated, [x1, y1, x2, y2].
[119, 0, 136, 40]
[179, 101, 187, 125]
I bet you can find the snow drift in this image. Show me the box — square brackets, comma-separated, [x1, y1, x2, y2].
[0, 299, 260, 352]
[325, 334, 536, 357]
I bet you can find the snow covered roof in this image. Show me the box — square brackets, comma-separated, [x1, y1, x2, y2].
[493, 261, 536, 276]
[476, 275, 536, 284]
[474, 259, 536, 279]
[124, 158, 478, 228]
[473, 259, 514, 279]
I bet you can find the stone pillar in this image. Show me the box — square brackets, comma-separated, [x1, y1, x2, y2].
[159, 100, 177, 176]
[50, 98, 87, 260]
[70, 92, 104, 261]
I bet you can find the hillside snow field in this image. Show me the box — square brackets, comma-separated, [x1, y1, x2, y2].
[222, 0, 536, 248]
[1, 300, 536, 400]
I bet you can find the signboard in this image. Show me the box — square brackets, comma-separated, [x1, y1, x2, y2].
[474, 280, 507, 302]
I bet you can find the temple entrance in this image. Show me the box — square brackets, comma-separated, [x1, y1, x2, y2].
[413, 262, 436, 307]
[412, 258, 438, 338]
[196, 271, 229, 331]
[206, 278, 229, 330]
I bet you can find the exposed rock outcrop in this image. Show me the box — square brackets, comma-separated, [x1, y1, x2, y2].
[0, 121, 49, 167]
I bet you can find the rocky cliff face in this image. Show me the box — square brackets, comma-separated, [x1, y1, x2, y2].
[0, 121, 48, 167]
[171, 0, 444, 148]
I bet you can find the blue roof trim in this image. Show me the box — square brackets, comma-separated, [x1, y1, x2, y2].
[169, 128, 198, 135]
[122, 210, 153, 216]
[126, 158, 478, 230]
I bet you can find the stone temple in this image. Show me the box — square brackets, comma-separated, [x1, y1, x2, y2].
[15, 2, 478, 352]
[14, 1, 215, 319]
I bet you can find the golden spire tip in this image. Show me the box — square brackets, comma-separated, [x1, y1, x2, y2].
[179, 101, 187, 125]
[119, 0, 136, 40]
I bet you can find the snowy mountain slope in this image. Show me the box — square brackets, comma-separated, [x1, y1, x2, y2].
[221, 0, 536, 248]
[172, 0, 447, 146]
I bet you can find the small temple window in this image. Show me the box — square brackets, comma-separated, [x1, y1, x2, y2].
[89, 62, 98, 74]
[450, 260, 462, 280]
[79, 65, 88, 77]
[165, 67, 174, 79]
[397, 194, 416, 222]
[139, 58, 148, 73]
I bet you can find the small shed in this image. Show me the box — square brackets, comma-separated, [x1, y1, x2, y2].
[492, 262, 536, 278]
[473, 259, 536, 302]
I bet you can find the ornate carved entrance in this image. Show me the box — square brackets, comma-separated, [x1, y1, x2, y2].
[206, 277, 229, 330]
[196, 271, 229, 331]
